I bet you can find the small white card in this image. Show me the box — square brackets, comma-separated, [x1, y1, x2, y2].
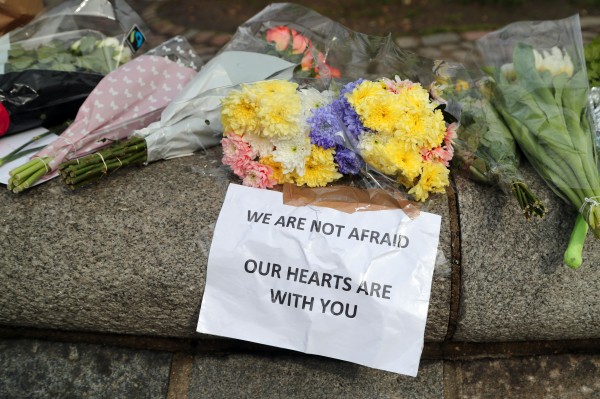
[197, 184, 441, 376]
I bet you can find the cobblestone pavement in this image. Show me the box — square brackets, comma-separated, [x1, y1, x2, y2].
[130, 1, 600, 65]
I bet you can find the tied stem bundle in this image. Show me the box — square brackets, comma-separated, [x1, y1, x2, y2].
[59, 137, 147, 190]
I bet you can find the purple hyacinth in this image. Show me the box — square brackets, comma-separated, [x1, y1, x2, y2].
[308, 103, 344, 149]
[334, 145, 364, 175]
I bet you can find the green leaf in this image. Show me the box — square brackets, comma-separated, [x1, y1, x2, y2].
[78, 37, 98, 55]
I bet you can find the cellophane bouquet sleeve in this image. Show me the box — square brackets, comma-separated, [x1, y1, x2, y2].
[0, 0, 149, 137]
[475, 15, 600, 267]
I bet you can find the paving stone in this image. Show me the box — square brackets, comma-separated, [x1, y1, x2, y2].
[583, 31, 598, 44]
[421, 32, 461, 47]
[395, 36, 420, 49]
[152, 21, 175, 36]
[580, 16, 600, 30]
[192, 31, 216, 45]
[440, 43, 461, 52]
[0, 148, 450, 342]
[0, 339, 171, 399]
[455, 354, 600, 398]
[188, 354, 443, 398]
[453, 164, 600, 341]
[418, 47, 443, 60]
[460, 31, 490, 42]
[0, 151, 229, 338]
[193, 45, 220, 56]
[209, 33, 233, 48]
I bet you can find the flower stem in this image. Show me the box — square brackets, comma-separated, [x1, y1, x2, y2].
[59, 136, 148, 189]
[564, 214, 589, 269]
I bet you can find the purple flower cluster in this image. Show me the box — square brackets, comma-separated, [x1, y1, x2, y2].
[307, 78, 369, 176]
[308, 103, 344, 149]
[339, 80, 366, 141]
[334, 146, 364, 175]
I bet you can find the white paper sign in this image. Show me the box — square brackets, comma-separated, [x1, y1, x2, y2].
[197, 184, 441, 376]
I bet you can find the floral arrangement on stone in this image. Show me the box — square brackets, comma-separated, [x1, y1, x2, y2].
[476, 15, 600, 268]
[220, 79, 359, 188]
[309, 77, 457, 202]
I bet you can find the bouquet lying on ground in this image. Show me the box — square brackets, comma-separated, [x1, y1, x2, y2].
[0, 0, 149, 137]
[8, 36, 200, 192]
[221, 75, 457, 201]
[323, 77, 457, 201]
[56, 51, 298, 189]
[220, 79, 354, 188]
[476, 15, 600, 268]
[449, 75, 546, 219]
[56, 3, 461, 195]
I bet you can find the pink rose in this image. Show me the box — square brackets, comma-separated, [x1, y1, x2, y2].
[266, 26, 291, 51]
[291, 29, 311, 55]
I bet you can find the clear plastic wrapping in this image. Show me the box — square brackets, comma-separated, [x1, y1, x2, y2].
[475, 15, 600, 236]
[0, 0, 149, 137]
[8, 36, 200, 191]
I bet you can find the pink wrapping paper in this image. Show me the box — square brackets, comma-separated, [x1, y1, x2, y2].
[34, 55, 197, 176]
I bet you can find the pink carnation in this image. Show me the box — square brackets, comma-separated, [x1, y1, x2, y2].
[266, 26, 291, 51]
[242, 161, 277, 189]
[221, 135, 256, 177]
[444, 122, 458, 146]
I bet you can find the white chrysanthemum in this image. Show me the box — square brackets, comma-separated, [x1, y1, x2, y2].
[272, 135, 311, 175]
[300, 88, 333, 110]
[242, 132, 275, 158]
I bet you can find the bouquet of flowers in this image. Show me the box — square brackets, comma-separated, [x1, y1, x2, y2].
[476, 15, 600, 268]
[447, 74, 547, 219]
[220, 79, 356, 188]
[8, 36, 200, 192]
[264, 25, 341, 78]
[0, 0, 148, 137]
[220, 3, 346, 81]
[306, 77, 456, 202]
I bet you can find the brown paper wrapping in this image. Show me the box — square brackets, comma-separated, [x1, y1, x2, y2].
[0, 0, 44, 35]
[282, 183, 420, 218]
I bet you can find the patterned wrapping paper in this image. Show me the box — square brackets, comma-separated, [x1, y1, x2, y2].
[32, 37, 199, 178]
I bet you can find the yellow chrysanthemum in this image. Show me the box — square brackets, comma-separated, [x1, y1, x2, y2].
[292, 145, 341, 187]
[408, 161, 449, 202]
[359, 134, 424, 180]
[254, 80, 298, 96]
[221, 87, 260, 135]
[259, 156, 293, 184]
[359, 92, 404, 134]
[358, 134, 396, 175]
[257, 93, 302, 138]
[382, 138, 423, 181]
[346, 81, 387, 114]
[392, 108, 446, 151]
